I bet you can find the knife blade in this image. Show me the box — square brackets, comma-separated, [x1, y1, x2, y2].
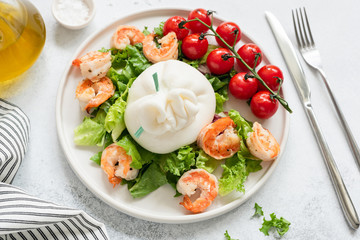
[265, 11, 359, 229]
[265, 11, 310, 103]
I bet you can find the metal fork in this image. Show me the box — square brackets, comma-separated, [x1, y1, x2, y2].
[292, 8, 360, 169]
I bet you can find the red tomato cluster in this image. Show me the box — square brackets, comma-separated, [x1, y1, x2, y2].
[163, 9, 285, 119]
[229, 62, 284, 119]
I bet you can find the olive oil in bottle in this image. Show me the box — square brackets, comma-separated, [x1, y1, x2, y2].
[0, 0, 46, 82]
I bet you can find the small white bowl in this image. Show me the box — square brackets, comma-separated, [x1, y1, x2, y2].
[52, 0, 95, 30]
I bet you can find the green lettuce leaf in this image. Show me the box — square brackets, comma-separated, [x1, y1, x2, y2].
[179, 44, 219, 68]
[74, 110, 106, 146]
[228, 109, 263, 167]
[104, 97, 127, 142]
[181, 57, 201, 69]
[110, 49, 128, 69]
[154, 21, 164, 37]
[129, 162, 167, 198]
[228, 109, 253, 139]
[166, 172, 182, 197]
[126, 44, 152, 75]
[195, 150, 220, 173]
[205, 73, 233, 114]
[98, 47, 111, 53]
[199, 44, 219, 65]
[157, 146, 196, 176]
[142, 26, 151, 36]
[90, 151, 102, 166]
[207, 74, 228, 91]
[246, 159, 263, 174]
[218, 152, 247, 196]
[107, 44, 151, 100]
[215, 92, 228, 114]
[116, 135, 144, 169]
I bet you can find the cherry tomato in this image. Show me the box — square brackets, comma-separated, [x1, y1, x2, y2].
[206, 48, 234, 75]
[229, 72, 258, 100]
[250, 91, 279, 119]
[181, 34, 209, 60]
[215, 22, 241, 48]
[236, 43, 262, 72]
[257, 65, 284, 91]
[163, 16, 189, 40]
[187, 8, 211, 33]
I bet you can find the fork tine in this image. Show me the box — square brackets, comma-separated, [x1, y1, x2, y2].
[299, 8, 311, 47]
[292, 10, 302, 47]
[303, 7, 315, 46]
[295, 9, 306, 48]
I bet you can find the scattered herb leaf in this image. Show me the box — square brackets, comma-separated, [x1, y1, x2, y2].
[224, 230, 239, 240]
[260, 213, 291, 237]
[253, 202, 264, 217]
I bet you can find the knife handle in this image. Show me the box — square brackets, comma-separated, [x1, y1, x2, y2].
[304, 103, 360, 229]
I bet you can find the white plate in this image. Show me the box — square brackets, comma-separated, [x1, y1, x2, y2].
[56, 7, 289, 224]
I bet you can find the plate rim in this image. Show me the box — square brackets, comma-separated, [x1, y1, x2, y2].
[55, 7, 290, 224]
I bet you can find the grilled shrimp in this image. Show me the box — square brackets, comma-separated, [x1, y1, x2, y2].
[72, 51, 111, 81]
[75, 76, 115, 113]
[246, 122, 280, 161]
[142, 32, 178, 63]
[111, 25, 145, 50]
[197, 117, 241, 160]
[101, 143, 139, 187]
[177, 169, 218, 213]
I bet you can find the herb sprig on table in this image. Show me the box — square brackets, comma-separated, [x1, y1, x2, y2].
[254, 203, 291, 237]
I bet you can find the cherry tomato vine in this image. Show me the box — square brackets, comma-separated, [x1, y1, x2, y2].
[179, 12, 292, 113]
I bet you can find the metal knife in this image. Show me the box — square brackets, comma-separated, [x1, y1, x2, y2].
[265, 11, 359, 230]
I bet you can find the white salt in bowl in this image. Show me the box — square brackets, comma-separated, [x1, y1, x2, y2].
[52, 0, 95, 30]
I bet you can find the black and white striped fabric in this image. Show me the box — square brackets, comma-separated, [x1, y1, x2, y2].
[0, 99, 109, 239]
[0, 99, 30, 184]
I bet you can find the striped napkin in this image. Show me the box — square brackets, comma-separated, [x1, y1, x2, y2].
[0, 99, 109, 240]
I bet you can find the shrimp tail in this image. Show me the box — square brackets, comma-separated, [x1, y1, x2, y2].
[109, 176, 122, 188]
[72, 59, 82, 67]
[180, 196, 211, 214]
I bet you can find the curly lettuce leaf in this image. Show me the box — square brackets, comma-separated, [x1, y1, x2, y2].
[228, 109, 262, 166]
[218, 152, 247, 196]
[195, 149, 220, 173]
[157, 146, 196, 176]
[154, 21, 164, 37]
[228, 109, 253, 139]
[107, 44, 151, 99]
[110, 49, 127, 69]
[126, 44, 152, 75]
[215, 92, 228, 114]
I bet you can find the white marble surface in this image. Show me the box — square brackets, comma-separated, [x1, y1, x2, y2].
[2, 0, 360, 239]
